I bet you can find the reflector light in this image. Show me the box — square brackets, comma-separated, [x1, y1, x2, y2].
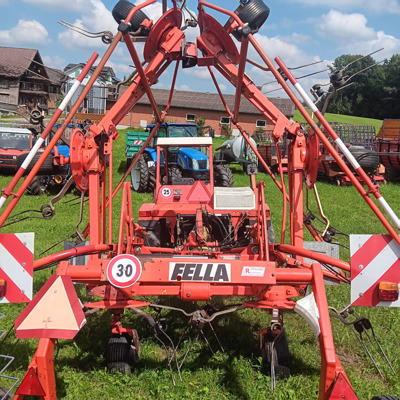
[0, 279, 6, 297]
[378, 282, 399, 302]
[139, 211, 151, 217]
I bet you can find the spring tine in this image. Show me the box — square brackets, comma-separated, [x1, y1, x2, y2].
[208, 322, 224, 353]
[175, 324, 189, 351]
[351, 326, 383, 378]
[200, 329, 214, 355]
[369, 325, 396, 375]
[154, 334, 176, 386]
[59, 20, 99, 37]
[270, 341, 276, 390]
[159, 327, 182, 382]
[179, 334, 199, 370]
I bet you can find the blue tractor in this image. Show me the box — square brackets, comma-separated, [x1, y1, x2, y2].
[126, 123, 233, 192]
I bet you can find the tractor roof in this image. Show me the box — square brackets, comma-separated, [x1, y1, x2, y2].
[157, 137, 212, 146]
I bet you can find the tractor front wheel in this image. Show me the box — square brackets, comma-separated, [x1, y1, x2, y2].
[130, 154, 149, 193]
[167, 166, 182, 184]
[26, 176, 48, 195]
[214, 164, 234, 187]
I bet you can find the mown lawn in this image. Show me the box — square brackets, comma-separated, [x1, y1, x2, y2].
[0, 123, 399, 400]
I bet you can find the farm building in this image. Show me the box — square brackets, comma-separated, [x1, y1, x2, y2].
[0, 46, 63, 114]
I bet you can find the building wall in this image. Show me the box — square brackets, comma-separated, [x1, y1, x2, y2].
[114, 103, 274, 135]
[0, 78, 20, 107]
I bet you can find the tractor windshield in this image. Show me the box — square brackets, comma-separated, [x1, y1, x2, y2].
[168, 126, 197, 137]
[0, 131, 31, 150]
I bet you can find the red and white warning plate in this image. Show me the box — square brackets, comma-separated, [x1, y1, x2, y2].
[106, 254, 142, 288]
[350, 234, 400, 307]
[0, 233, 34, 303]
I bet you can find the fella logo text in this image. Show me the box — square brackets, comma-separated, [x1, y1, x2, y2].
[169, 263, 231, 282]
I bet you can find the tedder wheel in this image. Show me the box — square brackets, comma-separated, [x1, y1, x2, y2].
[112, 0, 149, 32]
[234, 0, 270, 35]
[260, 327, 291, 379]
[130, 154, 149, 193]
[167, 166, 182, 184]
[384, 165, 400, 182]
[26, 176, 48, 195]
[371, 396, 400, 400]
[214, 164, 234, 187]
[106, 331, 140, 374]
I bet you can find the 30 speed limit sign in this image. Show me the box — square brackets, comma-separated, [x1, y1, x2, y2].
[106, 254, 142, 288]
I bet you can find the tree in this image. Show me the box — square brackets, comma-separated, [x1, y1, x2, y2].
[321, 53, 400, 119]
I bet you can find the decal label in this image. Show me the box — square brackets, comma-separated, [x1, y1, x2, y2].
[241, 266, 265, 277]
[169, 262, 231, 282]
[107, 254, 142, 288]
[160, 186, 172, 199]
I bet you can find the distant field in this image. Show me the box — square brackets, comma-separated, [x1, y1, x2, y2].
[293, 109, 383, 133]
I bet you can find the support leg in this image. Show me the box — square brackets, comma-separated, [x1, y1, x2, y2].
[311, 263, 356, 400]
[15, 338, 56, 400]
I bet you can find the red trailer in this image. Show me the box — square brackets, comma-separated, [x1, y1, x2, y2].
[0, 1, 399, 399]
[376, 119, 400, 181]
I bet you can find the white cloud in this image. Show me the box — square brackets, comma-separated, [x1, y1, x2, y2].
[57, 0, 116, 50]
[284, 0, 400, 14]
[316, 10, 400, 59]
[42, 55, 66, 70]
[0, 19, 50, 46]
[178, 84, 191, 91]
[57, 0, 163, 53]
[317, 10, 375, 41]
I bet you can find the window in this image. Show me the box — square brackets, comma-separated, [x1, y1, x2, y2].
[186, 113, 196, 122]
[220, 116, 231, 125]
[256, 120, 267, 128]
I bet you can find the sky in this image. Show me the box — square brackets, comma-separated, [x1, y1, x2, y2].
[1, 0, 400, 99]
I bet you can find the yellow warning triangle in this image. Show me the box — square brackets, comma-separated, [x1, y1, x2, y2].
[15, 275, 86, 339]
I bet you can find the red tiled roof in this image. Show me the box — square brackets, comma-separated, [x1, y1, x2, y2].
[122, 88, 295, 117]
[0, 47, 39, 78]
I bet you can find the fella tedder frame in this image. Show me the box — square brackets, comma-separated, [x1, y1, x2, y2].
[1, 1, 400, 399]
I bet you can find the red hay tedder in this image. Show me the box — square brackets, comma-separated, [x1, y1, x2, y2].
[0, 1, 400, 399]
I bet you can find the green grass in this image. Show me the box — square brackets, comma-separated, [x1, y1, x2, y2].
[0, 127, 399, 400]
[293, 109, 383, 133]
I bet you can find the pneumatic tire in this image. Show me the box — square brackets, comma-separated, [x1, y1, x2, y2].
[232, 0, 270, 41]
[384, 165, 400, 182]
[17, 151, 54, 175]
[214, 164, 234, 187]
[345, 146, 379, 173]
[26, 176, 48, 195]
[112, 0, 149, 32]
[130, 154, 149, 193]
[168, 166, 182, 184]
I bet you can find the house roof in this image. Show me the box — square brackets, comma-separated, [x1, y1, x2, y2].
[130, 88, 295, 117]
[0, 47, 41, 78]
[64, 63, 119, 83]
[44, 67, 66, 86]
